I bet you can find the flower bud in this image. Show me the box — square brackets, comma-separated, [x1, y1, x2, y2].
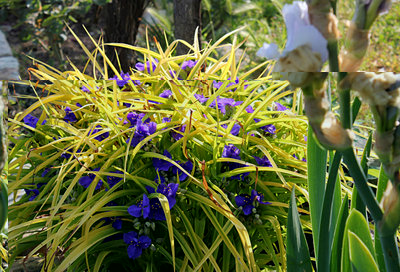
[339, 23, 370, 71]
[380, 181, 400, 233]
[274, 44, 324, 72]
[345, 72, 397, 106]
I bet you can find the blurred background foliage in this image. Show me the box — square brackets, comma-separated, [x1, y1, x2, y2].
[1, 0, 398, 78]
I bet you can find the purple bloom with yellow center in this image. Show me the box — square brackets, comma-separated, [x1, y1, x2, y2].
[126, 120, 157, 147]
[222, 144, 249, 180]
[64, 107, 78, 123]
[127, 112, 146, 128]
[254, 156, 272, 167]
[123, 231, 151, 260]
[245, 106, 254, 113]
[79, 167, 102, 190]
[235, 189, 271, 215]
[128, 183, 179, 221]
[23, 114, 46, 128]
[128, 194, 150, 219]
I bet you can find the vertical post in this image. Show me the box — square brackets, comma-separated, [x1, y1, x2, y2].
[104, 0, 150, 72]
[173, 0, 202, 55]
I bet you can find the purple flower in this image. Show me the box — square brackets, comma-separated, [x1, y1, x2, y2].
[171, 161, 193, 181]
[209, 97, 241, 114]
[126, 120, 157, 146]
[171, 125, 186, 141]
[123, 231, 151, 260]
[154, 175, 166, 184]
[159, 89, 173, 99]
[127, 112, 146, 128]
[109, 72, 131, 87]
[293, 154, 307, 162]
[147, 183, 179, 210]
[275, 102, 288, 111]
[213, 81, 223, 89]
[235, 189, 271, 215]
[181, 60, 197, 71]
[106, 171, 123, 190]
[162, 117, 171, 123]
[24, 188, 39, 201]
[194, 94, 208, 104]
[254, 119, 276, 134]
[88, 126, 110, 141]
[64, 107, 78, 123]
[128, 194, 150, 219]
[41, 168, 51, 177]
[81, 86, 91, 93]
[245, 106, 254, 113]
[221, 123, 241, 136]
[112, 218, 123, 230]
[222, 144, 249, 180]
[254, 156, 272, 167]
[76, 103, 83, 108]
[61, 148, 81, 160]
[79, 167, 102, 190]
[135, 60, 157, 73]
[153, 150, 174, 171]
[222, 144, 241, 160]
[23, 114, 46, 128]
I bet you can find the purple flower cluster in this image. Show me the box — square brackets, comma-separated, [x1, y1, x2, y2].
[209, 97, 243, 114]
[64, 107, 78, 123]
[136, 60, 158, 74]
[109, 72, 141, 87]
[181, 60, 197, 71]
[153, 150, 193, 181]
[222, 144, 249, 180]
[126, 119, 157, 147]
[194, 94, 208, 104]
[235, 189, 271, 215]
[23, 114, 47, 128]
[88, 125, 110, 141]
[254, 156, 272, 167]
[123, 231, 151, 260]
[221, 123, 241, 136]
[128, 182, 179, 221]
[78, 168, 123, 190]
[213, 77, 248, 91]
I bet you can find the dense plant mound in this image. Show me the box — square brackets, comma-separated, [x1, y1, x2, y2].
[8, 32, 308, 271]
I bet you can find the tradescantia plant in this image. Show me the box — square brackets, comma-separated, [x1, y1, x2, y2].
[8, 28, 311, 271]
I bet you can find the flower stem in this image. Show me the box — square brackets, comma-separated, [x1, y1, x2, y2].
[328, 41, 339, 72]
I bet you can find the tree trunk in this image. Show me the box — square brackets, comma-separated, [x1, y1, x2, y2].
[104, 0, 149, 73]
[173, 0, 202, 56]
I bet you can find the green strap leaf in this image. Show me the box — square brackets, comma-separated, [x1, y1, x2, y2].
[286, 188, 312, 272]
[348, 231, 379, 272]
